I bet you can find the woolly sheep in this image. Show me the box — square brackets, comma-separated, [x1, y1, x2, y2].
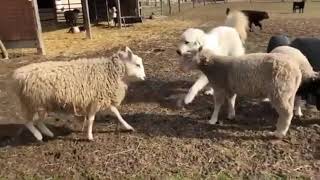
[12, 47, 146, 141]
[176, 10, 248, 120]
[180, 47, 303, 138]
[270, 46, 319, 116]
[267, 36, 320, 115]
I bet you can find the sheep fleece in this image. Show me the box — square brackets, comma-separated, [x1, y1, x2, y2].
[200, 53, 301, 98]
[12, 55, 127, 115]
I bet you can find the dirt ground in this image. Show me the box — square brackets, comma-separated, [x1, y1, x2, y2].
[1, 2, 320, 179]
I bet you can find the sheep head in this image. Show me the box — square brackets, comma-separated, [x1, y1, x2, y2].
[118, 47, 146, 81]
[178, 46, 212, 72]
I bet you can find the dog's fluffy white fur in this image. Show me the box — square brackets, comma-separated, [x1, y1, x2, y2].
[177, 10, 248, 119]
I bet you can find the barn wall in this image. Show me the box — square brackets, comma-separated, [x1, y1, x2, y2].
[0, 1, 38, 41]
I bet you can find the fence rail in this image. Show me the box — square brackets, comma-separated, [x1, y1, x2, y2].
[140, 0, 316, 17]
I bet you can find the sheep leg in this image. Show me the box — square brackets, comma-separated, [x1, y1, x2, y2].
[227, 94, 237, 120]
[204, 88, 214, 96]
[36, 121, 54, 138]
[255, 21, 262, 30]
[87, 113, 96, 141]
[184, 74, 209, 104]
[294, 95, 303, 117]
[110, 106, 134, 131]
[35, 111, 54, 137]
[25, 121, 43, 141]
[81, 116, 87, 132]
[269, 96, 294, 138]
[249, 22, 253, 32]
[209, 91, 225, 125]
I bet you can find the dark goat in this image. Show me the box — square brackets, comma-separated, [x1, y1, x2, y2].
[267, 36, 320, 110]
[226, 8, 269, 32]
[64, 9, 81, 27]
[293, 0, 306, 13]
[266, 35, 291, 53]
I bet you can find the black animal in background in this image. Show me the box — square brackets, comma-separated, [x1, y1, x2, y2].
[293, 0, 306, 13]
[64, 9, 81, 27]
[226, 8, 269, 32]
[266, 35, 291, 53]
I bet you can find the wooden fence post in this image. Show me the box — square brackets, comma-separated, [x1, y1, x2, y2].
[168, 0, 172, 15]
[0, 40, 8, 59]
[82, 0, 93, 38]
[116, 0, 122, 28]
[160, 0, 163, 15]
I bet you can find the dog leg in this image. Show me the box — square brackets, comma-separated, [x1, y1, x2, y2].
[184, 74, 209, 104]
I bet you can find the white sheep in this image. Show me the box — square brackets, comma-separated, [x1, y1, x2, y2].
[180, 47, 304, 138]
[270, 46, 319, 117]
[12, 47, 146, 141]
[176, 10, 248, 120]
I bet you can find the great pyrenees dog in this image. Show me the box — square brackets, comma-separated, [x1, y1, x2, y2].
[176, 10, 248, 120]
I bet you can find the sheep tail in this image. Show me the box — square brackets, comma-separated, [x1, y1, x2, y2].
[224, 10, 249, 43]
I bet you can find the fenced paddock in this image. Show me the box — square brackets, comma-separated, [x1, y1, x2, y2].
[1, 1, 320, 179]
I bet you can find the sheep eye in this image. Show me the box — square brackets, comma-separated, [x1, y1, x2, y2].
[135, 64, 141, 68]
[184, 41, 189, 44]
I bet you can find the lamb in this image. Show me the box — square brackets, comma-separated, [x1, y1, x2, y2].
[64, 8, 81, 27]
[12, 47, 146, 141]
[226, 8, 269, 32]
[267, 36, 320, 115]
[180, 47, 304, 138]
[270, 46, 319, 117]
[176, 10, 248, 120]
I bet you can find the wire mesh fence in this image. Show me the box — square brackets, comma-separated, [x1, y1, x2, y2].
[140, 0, 313, 18]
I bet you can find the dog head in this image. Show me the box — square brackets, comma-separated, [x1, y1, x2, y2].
[176, 28, 206, 56]
[263, 12, 269, 19]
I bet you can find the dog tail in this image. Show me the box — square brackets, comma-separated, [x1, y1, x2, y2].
[224, 9, 249, 43]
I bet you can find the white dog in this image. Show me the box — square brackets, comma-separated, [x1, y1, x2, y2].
[176, 10, 248, 120]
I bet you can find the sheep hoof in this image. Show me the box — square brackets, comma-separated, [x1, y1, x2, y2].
[126, 127, 135, 132]
[88, 135, 94, 141]
[176, 98, 185, 109]
[208, 120, 217, 125]
[294, 111, 303, 118]
[267, 131, 285, 139]
[262, 98, 270, 102]
[227, 114, 235, 120]
[204, 89, 214, 96]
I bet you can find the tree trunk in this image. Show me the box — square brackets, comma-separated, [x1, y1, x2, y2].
[178, 0, 181, 12]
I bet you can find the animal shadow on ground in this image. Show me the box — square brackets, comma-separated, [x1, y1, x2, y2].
[124, 78, 194, 109]
[0, 124, 73, 148]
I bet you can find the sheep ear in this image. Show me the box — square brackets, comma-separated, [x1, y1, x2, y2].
[199, 55, 208, 65]
[118, 51, 126, 60]
[125, 46, 132, 53]
[198, 46, 203, 52]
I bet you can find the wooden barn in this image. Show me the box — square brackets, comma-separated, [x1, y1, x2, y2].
[36, 0, 142, 25]
[0, 0, 45, 55]
[66, 0, 143, 25]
